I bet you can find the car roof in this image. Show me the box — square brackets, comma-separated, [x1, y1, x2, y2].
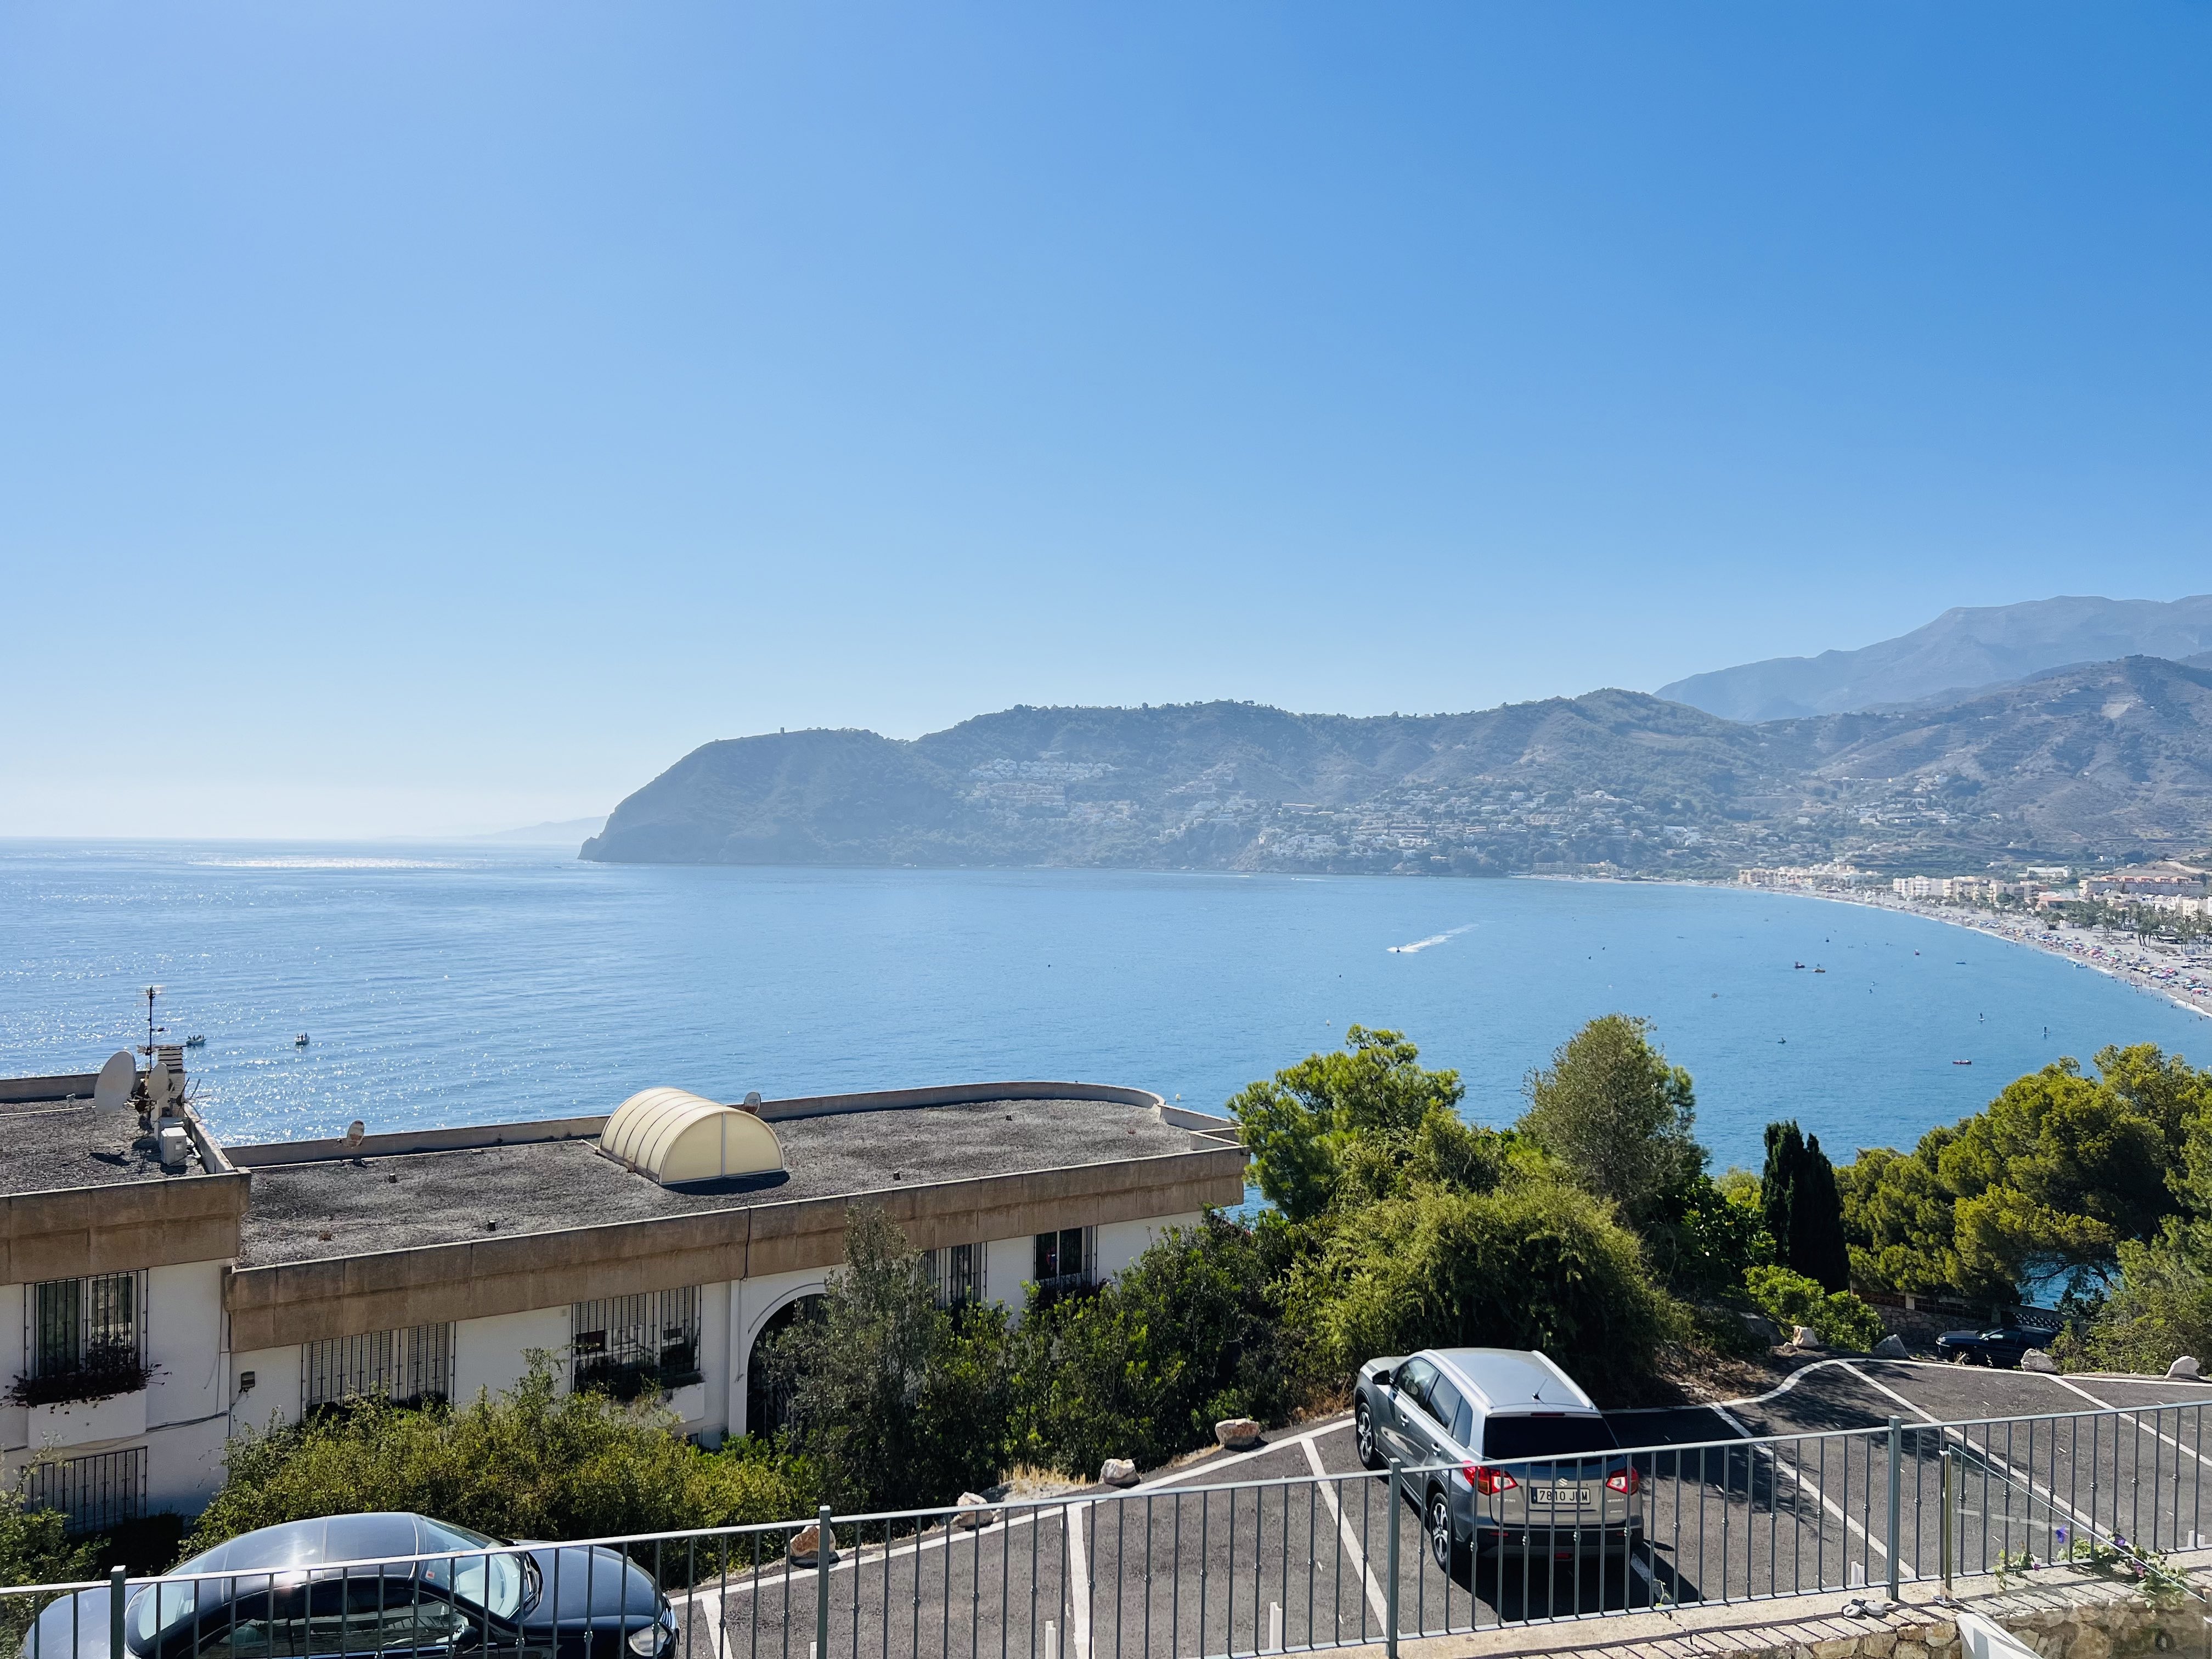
[1427, 1348, 1597, 1414]
[179, 1513, 481, 1575]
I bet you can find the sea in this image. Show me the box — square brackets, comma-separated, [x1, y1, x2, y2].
[3, 840, 2207, 1171]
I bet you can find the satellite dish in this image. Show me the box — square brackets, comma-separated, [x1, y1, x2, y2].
[343, 1120, 366, 1150]
[94, 1051, 137, 1111]
[146, 1062, 174, 1111]
[742, 1091, 763, 1114]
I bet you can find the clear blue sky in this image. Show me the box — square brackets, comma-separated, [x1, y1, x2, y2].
[5, 3, 2208, 837]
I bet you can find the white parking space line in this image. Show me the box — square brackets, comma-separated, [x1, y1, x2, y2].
[1710, 1401, 1887, 1566]
[1065, 1505, 1091, 1659]
[687, 1417, 1362, 1611]
[2041, 1373, 2212, 1480]
[1301, 1432, 1390, 1627]
[1839, 1362, 2093, 1533]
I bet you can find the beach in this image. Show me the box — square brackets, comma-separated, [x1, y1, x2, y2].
[1771, 887, 2212, 1024]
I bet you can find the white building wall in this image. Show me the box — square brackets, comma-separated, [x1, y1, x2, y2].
[1094, 1212, 1204, 1279]
[146, 1262, 227, 1432]
[0, 1284, 27, 1458]
[146, 1415, 229, 1514]
[230, 1345, 303, 1435]
[453, 1306, 571, 1406]
[983, 1237, 1031, 1312]
[689, 1280, 731, 1442]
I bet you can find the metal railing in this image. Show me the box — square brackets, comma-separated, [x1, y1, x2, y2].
[8, 1395, 2211, 1659]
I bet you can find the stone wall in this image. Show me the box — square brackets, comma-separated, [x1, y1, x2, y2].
[1739, 1585, 2198, 1659]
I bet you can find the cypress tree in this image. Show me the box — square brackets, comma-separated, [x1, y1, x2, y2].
[1759, 1120, 1851, 1293]
[1796, 1134, 1851, 1293]
[1760, 1121, 1803, 1267]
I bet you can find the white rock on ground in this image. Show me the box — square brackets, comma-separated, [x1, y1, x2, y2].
[1215, 1418, 1263, 1451]
[2170, 1356, 2203, 1379]
[1099, 1458, 1138, 1488]
[787, 1523, 840, 1565]
[1791, 1326, 1827, 1351]
[1872, 1334, 1909, 1359]
[954, 1493, 991, 1531]
[2023, 1348, 2060, 1373]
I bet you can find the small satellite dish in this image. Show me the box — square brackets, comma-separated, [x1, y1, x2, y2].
[94, 1051, 136, 1111]
[146, 1062, 174, 1110]
[742, 1091, 764, 1113]
[343, 1120, 366, 1150]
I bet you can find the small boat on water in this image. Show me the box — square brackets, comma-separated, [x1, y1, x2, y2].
[1953, 1059, 1973, 1065]
[294, 1033, 311, 1047]
[1814, 966, 1826, 974]
[183, 1033, 206, 1048]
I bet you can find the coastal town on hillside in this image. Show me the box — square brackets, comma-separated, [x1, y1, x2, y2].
[1737, 858, 2212, 1013]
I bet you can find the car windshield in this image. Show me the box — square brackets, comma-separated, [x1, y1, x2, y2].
[417, 1520, 527, 1621]
[1482, 1415, 1618, 1462]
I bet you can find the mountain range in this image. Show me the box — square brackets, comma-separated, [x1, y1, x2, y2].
[582, 651, 2212, 878]
[1657, 594, 2212, 722]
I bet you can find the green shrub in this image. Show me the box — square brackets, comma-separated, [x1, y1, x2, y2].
[2064, 1238, 2212, 1375]
[1743, 1265, 1884, 1352]
[1287, 1180, 1683, 1404]
[765, 1205, 1017, 1513]
[1014, 1215, 1314, 1476]
[187, 1362, 814, 1566]
[0, 1482, 96, 1650]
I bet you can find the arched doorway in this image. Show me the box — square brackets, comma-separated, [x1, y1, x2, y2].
[743, 1294, 821, 1440]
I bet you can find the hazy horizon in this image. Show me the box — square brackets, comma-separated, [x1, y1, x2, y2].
[8, 5, 2209, 839]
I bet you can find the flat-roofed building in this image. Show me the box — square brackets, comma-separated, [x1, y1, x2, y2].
[2, 1064, 1244, 1530]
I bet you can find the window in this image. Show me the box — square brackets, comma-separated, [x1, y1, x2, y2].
[1395, 1357, 1437, 1412]
[1034, 1227, 1092, 1293]
[572, 1287, 701, 1399]
[1481, 1414, 1618, 1462]
[1425, 1374, 1464, 1436]
[29, 1272, 145, 1379]
[303, 1325, 453, 1411]
[26, 1447, 144, 1536]
[924, 1244, 984, 1308]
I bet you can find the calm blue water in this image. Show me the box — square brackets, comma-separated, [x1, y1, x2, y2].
[2, 841, 2207, 1170]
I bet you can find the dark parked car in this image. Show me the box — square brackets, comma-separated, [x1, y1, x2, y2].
[19, 1513, 677, 1659]
[1934, 1325, 2055, 1368]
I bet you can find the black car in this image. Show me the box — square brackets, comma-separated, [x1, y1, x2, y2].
[19, 1513, 677, 1659]
[1934, 1325, 2054, 1368]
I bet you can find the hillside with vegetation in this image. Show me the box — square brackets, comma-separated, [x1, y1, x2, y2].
[583, 654, 2212, 877]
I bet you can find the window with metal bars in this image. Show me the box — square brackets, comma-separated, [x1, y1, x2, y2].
[1032, 1226, 1094, 1301]
[302, 1324, 453, 1411]
[12, 1272, 150, 1407]
[924, 1243, 984, 1308]
[26, 1447, 144, 1535]
[571, 1286, 701, 1401]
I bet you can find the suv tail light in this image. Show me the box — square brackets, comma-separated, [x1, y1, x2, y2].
[1464, 1463, 1517, 1496]
[1606, 1467, 1640, 1496]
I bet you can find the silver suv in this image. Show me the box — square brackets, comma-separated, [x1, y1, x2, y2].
[1352, 1347, 1642, 1573]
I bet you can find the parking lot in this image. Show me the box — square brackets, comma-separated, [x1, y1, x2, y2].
[675, 1360, 2212, 1659]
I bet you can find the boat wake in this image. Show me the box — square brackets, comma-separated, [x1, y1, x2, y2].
[1389, 924, 1476, 955]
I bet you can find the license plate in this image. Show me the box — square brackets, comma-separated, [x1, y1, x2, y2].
[1529, 1486, 1591, 1508]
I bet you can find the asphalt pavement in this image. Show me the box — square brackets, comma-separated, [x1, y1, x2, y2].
[673, 1360, 2212, 1659]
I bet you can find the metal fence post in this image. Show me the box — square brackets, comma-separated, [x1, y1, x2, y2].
[1886, 1417, 1903, 1601]
[109, 1567, 126, 1659]
[1385, 1461, 1402, 1659]
[815, 1504, 833, 1659]
[1939, 1447, 1955, 1598]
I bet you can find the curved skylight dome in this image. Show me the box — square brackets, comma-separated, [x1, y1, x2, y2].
[597, 1087, 783, 1187]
